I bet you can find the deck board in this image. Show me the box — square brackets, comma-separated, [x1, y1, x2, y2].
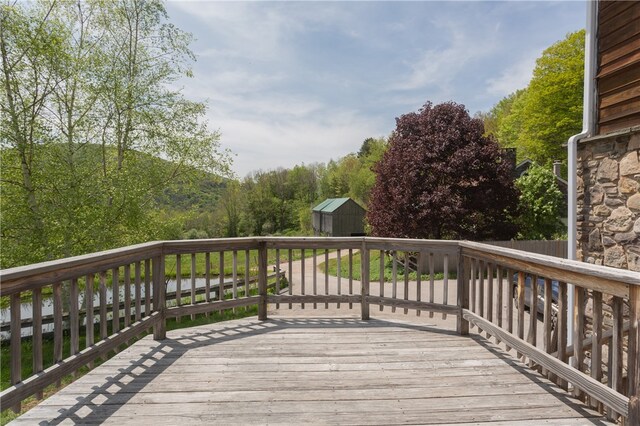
[10, 317, 611, 425]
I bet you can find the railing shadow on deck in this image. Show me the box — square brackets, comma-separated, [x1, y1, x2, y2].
[470, 335, 610, 425]
[1, 237, 638, 423]
[32, 317, 461, 425]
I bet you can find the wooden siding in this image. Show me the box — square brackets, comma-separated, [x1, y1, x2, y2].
[597, 0, 640, 134]
[330, 199, 365, 236]
[312, 199, 365, 236]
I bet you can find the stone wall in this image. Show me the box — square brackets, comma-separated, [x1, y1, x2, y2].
[576, 126, 640, 271]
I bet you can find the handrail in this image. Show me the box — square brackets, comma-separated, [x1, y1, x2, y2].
[460, 241, 638, 296]
[0, 237, 637, 423]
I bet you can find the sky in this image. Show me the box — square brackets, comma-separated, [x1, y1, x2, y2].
[165, 1, 587, 178]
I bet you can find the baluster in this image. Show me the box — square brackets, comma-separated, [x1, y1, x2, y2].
[337, 249, 342, 308]
[219, 252, 225, 313]
[543, 278, 552, 352]
[486, 263, 493, 328]
[506, 268, 514, 351]
[457, 256, 470, 336]
[152, 254, 166, 340]
[231, 250, 238, 313]
[10, 293, 21, 413]
[442, 254, 449, 319]
[99, 272, 108, 346]
[416, 252, 422, 317]
[470, 259, 476, 316]
[135, 262, 142, 322]
[429, 253, 434, 318]
[516, 271, 525, 359]
[124, 265, 131, 328]
[324, 249, 329, 309]
[556, 281, 568, 390]
[276, 249, 281, 309]
[607, 296, 623, 421]
[301, 248, 306, 309]
[70, 278, 80, 374]
[591, 290, 603, 410]
[85, 274, 94, 368]
[232, 251, 238, 313]
[572, 285, 584, 399]
[349, 249, 353, 309]
[53, 282, 63, 386]
[205, 252, 211, 317]
[478, 260, 485, 322]
[288, 249, 293, 309]
[313, 249, 318, 309]
[145, 259, 151, 316]
[361, 244, 370, 320]
[176, 254, 182, 322]
[32, 288, 43, 398]
[112, 268, 119, 333]
[542, 278, 553, 378]
[192, 253, 197, 319]
[528, 274, 538, 364]
[379, 250, 385, 311]
[478, 261, 485, 334]
[391, 250, 397, 313]
[402, 252, 409, 314]
[258, 243, 268, 321]
[496, 266, 503, 344]
[244, 250, 250, 306]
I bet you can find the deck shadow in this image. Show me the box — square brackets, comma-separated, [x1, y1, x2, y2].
[21, 317, 609, 425]
[470, 332, 611, 425]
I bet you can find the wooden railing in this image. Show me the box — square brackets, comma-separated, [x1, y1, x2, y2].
[0, 237, 638, 423]
[458, 241, 640, 424]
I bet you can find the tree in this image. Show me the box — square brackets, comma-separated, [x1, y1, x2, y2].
[367, 102, 518, 240]
[488, 30, 584, 166]
[484, 89, 527, 146]
[515, 163, 565, 240]
[0, 1, 229, 267]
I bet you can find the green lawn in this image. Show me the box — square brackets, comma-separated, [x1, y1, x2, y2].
[319, 250, 456, 282]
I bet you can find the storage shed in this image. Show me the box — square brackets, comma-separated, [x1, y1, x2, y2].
[312, 198, 365, 237]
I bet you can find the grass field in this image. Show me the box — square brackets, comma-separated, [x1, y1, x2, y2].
[319, 250, 455, 282]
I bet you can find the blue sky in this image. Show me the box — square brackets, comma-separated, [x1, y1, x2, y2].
[166, 1, 586, 178]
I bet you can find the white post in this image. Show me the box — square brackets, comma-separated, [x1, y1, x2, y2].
[567, 0, 598, 350]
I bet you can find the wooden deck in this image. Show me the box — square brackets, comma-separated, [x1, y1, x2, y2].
[11, 316, 611, 425]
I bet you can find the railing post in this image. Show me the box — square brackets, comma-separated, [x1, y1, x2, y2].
[629, 285, 640, 425]
[361, 240, 370, 320]
[10, 293, 21, 413]
[153, 253, 166, 340]
[258, 241, 268, 321]
[456, 249, 469, 335]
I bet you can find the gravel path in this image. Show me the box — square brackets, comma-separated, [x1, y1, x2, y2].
[268, 250, 461, 331]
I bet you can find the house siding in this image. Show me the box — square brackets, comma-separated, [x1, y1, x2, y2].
[596, 0, 640, 134]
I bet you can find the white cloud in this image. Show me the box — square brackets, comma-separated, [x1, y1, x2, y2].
[214, 112, 388, 178]
[163, 1, 586, 177]
[392, 21, 498, 92]
[485, 52, 539, 97]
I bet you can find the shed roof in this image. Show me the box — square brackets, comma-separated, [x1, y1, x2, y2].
[312, 198, 352, 213]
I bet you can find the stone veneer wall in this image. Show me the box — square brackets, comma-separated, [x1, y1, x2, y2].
[576, 127, 640, 271]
